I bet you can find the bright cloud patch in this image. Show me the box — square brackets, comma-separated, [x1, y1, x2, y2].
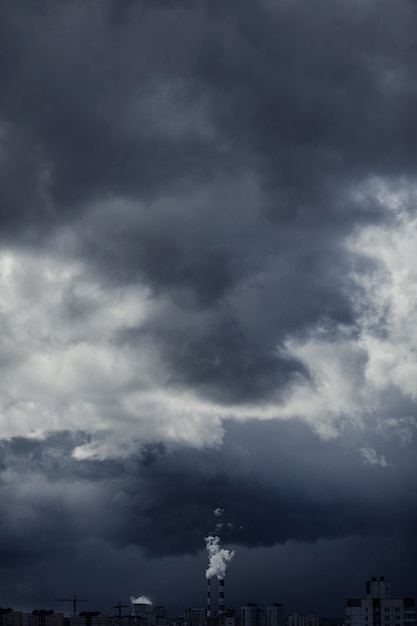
[272, 179, 417, 442]
[0, 246, 225, 457]
[1, 180, 417, 460]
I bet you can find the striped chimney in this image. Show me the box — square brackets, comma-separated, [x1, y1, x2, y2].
[219, 577, 225, 614]
[207, 577, 211, 618]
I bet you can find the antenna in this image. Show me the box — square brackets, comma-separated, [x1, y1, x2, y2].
[113, 601, 129, 626]
[56, 594, 88, 615]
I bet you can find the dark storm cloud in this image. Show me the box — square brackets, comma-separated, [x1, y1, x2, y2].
[116, 419, 417, 557]
[2, 419, 415, 565]
[82, 185, 357, 402]
[197, 0, 416, 182]
[0, 0, 229, 223]
[1, 0, 416, 403]
[1, 0, 416, 218]
[1, 419, 416, 611]
[0, 435, 105, 562]
[0, 0, 413, 230]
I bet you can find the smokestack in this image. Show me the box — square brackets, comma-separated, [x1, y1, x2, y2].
[207, 577, 211, 618]
[219, 578, 225, 614]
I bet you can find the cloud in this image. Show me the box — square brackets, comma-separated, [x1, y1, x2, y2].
[0, 246, 227, 456]
[1, 180, 417, 458]
[0, 0, 417, 614]
[130, 596, 152, 606]
[359, 448, 391, 467]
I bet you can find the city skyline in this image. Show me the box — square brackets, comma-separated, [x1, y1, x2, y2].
[0, 0, 417, 618]
[1, 576, 415, 622]
[1, 570, 415, 619]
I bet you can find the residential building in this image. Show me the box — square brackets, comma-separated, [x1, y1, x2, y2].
[70, 612, 109, 626]
[23, 611, 64, 626]
[266, 604, 283, 626]
[1, 609, 22, 626]
[345, 577, 416, 626]
[241, 604, 264, 626]
[183, 609, 206, 626]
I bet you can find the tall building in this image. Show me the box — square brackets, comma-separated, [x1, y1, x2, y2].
[345, 577, 416, 626]
[241, 604, 264, 626]
[1, 609, 22, 626]
[183, 609, 206, 626]
[366, 580, 391, 600]
[130, 604, 155, 626]
[266, 604, 284, 626]
[219, 610, 235, 626]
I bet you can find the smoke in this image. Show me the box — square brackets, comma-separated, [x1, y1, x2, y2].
[130, 595, 153, 605]
[205, 534, 235, 579]
[214, 507, 225, 533]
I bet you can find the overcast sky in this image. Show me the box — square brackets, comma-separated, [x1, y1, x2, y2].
[1, 0, 417, 618]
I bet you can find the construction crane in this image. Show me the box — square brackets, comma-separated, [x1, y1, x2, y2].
[56, 594, 88, 615]
[113, 601, 129, 626]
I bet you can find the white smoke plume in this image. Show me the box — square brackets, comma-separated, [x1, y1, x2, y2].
[130, 595, 152, 605]
[214, 507, 225, 533]
[205, 534, 235, 579]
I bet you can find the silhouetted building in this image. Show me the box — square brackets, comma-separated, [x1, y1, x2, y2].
[23, 611, 64, 626]
[219, 610, 236, 626]
[266, 605, 283, 626]
[70, 612, 109, 626]
[183, 609, 206, 626]
[109, 606, 167, 626]
[241, 604, 264, 626]
[130, 604, 155, 626]
[1, 609, 22, 626]
[345, 577, 416, 626]
[287, 614, 319, 626]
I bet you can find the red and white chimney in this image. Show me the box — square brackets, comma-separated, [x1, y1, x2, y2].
[207, 577, 211, 618]
[219, 577, 225, 614]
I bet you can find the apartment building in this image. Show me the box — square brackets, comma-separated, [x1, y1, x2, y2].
[345, 577, 416, 626]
